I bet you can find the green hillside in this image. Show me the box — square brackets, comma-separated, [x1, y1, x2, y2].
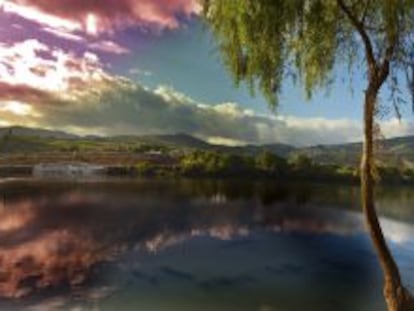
[0, 126, 413, 168]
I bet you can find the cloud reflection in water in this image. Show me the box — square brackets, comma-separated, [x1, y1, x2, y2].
[0, 179, 411, 310]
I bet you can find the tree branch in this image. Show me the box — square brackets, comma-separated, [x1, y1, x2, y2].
[405, 63, 414, 112]
[337, 0, 377, 78]
[377, 16, 398, 86]
[360, 0, 372, 25]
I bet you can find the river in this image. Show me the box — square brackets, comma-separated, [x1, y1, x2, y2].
[0, 178, 413, 310]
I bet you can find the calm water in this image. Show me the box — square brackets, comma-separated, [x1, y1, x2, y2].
[0, 178, 413, 311]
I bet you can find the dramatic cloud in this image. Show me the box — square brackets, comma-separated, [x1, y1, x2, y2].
[1, 76, 412, 146]
[2, 0, 202, 34]
[0, 39, 109, 99]
[0, 82, 56, 104]
[0, 38, 412, 146]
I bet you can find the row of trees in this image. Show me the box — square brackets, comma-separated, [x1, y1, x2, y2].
[179, 150, 357, 180]
[180, 151, 414, 182]
[179, 150, 414, 181]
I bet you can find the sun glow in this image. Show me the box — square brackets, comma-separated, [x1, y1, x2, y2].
[86, 13, 98, 35]
[0, 101, 34, 116]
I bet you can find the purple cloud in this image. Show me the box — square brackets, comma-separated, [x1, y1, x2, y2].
[4, 0, 201, 34]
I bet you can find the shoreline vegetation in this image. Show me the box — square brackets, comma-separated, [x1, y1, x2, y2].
[0, 129, 413, 183]
[1, 149, 413, 184]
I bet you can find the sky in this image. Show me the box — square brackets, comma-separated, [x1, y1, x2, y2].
[0, 0, 413, 146]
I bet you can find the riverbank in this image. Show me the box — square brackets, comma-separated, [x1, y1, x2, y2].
[1, 149, 413, 183]
[1, 162, 413, 185]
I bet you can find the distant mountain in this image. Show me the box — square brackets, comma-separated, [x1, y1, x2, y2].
[0, 126, 78, 140]
[295, 136, 414, 167]
[243, 143, 296, 157]
[0, 126, 413, 167]
[142, 133, 212, 149]
[109, 133, 211, 151]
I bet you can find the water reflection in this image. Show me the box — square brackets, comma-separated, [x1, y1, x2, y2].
[0, 179, 412, 310]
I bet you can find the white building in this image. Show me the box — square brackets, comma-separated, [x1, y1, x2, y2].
[33, 163, 106, 177]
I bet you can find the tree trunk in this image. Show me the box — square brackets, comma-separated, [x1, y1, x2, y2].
[361, 89, 414, 311]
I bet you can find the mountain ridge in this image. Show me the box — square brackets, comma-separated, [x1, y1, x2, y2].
[0, 126, 413, 166]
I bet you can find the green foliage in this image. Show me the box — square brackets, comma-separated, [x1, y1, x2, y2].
[203, 0, 414, 106]
[180, 151, 255, 176]
[336, 165, 358, 177]
[255, 151, 288, 175]
[288, 153, 313, 172]
[135, 161, 154, 175]
[377, 165, 402, 182]
[178, 149, 370, 181]
[49, 139, 122, 152]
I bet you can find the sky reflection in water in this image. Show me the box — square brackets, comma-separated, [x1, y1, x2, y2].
[0, 179, 413, 310]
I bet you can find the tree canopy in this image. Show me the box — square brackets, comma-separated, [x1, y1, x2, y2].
[203, 2, 414, 309]
[203, 0, 414, 108]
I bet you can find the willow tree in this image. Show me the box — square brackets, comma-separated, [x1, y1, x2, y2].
[203, 1, 414, 310]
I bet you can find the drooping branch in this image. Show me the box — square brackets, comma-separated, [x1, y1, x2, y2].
[360, 0, 372, 25]
[337, 0, 377, 78]
[406, 62, 414, 112]
[377, 14, 398, 88]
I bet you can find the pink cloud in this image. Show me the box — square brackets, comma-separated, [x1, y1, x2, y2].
[0, 39, 107, 91]
[0, 39, 111, 107]
[89, 40, 130, 55]
[42, 27, 85, 42]
[0, 81, 55, 103]
[4, 0, 202, 34]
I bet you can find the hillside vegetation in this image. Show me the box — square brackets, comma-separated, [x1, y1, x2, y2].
[0, 126, 413, 182]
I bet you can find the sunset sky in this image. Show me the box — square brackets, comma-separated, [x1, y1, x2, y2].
[0, 0, 413, 146]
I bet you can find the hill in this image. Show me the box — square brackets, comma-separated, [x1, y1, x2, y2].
[296, 137, 414, 167]
[0, 126, 413, 167]
[111, 133, 211, 150]
[0, 126, 78, 140]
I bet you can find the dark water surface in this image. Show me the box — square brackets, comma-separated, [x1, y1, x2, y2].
[0, 178, 413, 311]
